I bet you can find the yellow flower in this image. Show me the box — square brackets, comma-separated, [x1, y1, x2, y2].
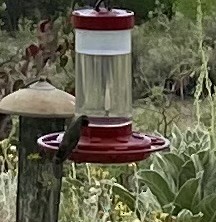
[10, 145, 16, 151]
[27, 153, 42, 160]
[115, 201, 124, 211]
[128, 162, 137, 167]
[120, 211, 132, 217]
[102, 171, 109, 179]
[160, 213, 170, 220]
[8, 154, 14, 159]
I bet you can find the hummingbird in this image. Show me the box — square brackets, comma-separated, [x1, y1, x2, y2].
[52, 115, 89, 179]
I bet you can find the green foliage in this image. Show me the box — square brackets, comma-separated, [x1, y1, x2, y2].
[0, 170, 17, 222]
[175, 210, 203, 222]
[0, 1, 216, 222]
[132, 12, 200, 100]
[175, 0, 216, 20]
[138, 170, 175, 207]
[0, 117, 18, 171]
[0, 16, 75, 99]
[59, 165, 138, 221]
[117, 0, 173, 23]
[59, 126, 216, 221]
[133, 92, 181, 137]
[134, 125, 216, 221]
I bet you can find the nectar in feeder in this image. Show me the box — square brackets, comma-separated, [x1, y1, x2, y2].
[37, 7, 170, 164]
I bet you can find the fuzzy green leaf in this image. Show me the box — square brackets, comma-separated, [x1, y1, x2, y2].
[196, 151, 216, 196]
[176, 209, 203, 222]
[195, 194, 216, 222]
[138, 170, 175, 206]
[64, 177, 84, 188]
[100, 180, 137, 212]
[178, 160, 196, 188]
[171, 124, 183, 149]
[162, 153, 185, 183]
[174, 178, 201, 215]
[153, 153, 184, 188]
[162, 153, 185, 171]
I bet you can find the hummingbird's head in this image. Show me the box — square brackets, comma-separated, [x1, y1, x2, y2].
[80, 115, 89, 127]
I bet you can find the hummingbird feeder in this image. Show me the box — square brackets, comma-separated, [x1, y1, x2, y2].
[37, 6, 169, 164]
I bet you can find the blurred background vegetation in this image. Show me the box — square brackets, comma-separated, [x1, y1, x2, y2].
[0, 0, 216, 222]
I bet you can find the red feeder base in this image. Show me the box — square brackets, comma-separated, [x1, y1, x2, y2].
[37, 123, 169, 164]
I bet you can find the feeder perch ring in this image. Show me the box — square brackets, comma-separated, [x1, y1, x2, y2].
[37, 129, 170, 164]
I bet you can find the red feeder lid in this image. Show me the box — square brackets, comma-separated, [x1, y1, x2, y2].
[72, 8, 135, 30]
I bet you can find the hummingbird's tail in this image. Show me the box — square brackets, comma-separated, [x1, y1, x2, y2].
[52, 156, 63, 179]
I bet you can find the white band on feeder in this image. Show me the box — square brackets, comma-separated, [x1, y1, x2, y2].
[75, 29, 131, 55]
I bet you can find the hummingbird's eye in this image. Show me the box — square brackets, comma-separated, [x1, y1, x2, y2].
[82, 118, 89, 126]
[84, 120, 89, 126]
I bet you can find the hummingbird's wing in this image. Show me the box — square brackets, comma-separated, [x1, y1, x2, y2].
[52, 115, 88, 178]
[52, 138, 79, 179]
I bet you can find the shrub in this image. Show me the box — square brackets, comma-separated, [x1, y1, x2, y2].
[132, 12, 200, 100]
[132, 10, 216, 100]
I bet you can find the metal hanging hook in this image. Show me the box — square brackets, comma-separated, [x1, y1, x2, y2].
[21, 77, 52, 89]
[94, 0, 112, 12]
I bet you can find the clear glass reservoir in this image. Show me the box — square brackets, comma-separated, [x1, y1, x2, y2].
[74, 25, 133, 126]
[76, 53, 132, 124]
